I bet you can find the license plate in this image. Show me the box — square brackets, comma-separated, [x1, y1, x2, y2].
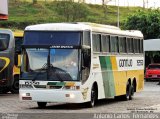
[152, 75, 157, 77]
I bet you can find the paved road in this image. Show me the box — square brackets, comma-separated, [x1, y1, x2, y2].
[0, 81, 160, 119]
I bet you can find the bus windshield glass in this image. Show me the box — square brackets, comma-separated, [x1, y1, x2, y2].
[23, 31, 81, 46]
[0, 33, 10, 51]
[22, 48, 79, 81]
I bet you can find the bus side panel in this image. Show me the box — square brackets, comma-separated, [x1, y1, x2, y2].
[110, 56, 127, 96]
[99, 56, 116, 98]
[126, 70, 144, 92]
[0, 49, 14, 90]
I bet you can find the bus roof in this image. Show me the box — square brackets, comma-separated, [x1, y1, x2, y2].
[0, 29, 13, 36]
[25, 22, 143, 38]
[14, 31, 24, 37]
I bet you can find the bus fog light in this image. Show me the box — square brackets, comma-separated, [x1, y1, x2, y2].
[21, 93, 26, 97]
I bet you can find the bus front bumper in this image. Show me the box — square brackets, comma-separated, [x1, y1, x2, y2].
[19, 89, 86, 103]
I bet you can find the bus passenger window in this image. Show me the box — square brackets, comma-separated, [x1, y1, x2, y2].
[101, 35, 110, 52]
[0, 34, 10, 51]
[140, 39, 143, 53]
[137, 39, 140, 53]
[92, 34, 101, 52]
[110, 36, 119, 53]
[119, 37, 126, 53]
[83, 31, 91, 46]
[127, 38, 133, 53]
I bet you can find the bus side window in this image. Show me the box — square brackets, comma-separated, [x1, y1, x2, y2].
[137, 39, 140, 53]
[110, 36, 119, 53]
[15, 37, 23, 54]
[101, 35, 110, 52]
[119, 37, 126, 53]
[140, 39, 143, 53]
[92, 34, 101, 52]
[127, 38, 133, 53]
[81, 50, 91, 83]
[83, 31, 91, 46]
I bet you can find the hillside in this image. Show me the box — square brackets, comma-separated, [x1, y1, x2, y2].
[0, 1, 144, 30]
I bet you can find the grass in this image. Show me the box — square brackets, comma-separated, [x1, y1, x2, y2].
[0, 0, 144, 30]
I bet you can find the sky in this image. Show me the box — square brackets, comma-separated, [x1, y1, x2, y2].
[85, 0, 160, 8]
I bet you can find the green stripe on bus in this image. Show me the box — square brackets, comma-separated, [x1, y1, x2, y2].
[99, 56, 115, 98]
[47, 82, 65, 86]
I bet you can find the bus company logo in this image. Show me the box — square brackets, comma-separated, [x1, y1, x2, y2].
[0, 57, 10, 73]
[25, 81, 40, 85]
[119, 59, 133, 68]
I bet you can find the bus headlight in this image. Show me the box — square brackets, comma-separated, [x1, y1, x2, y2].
[70, 93, 75, 98]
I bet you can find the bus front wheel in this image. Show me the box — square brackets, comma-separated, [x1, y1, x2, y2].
[122, 82, 132, 101]
[37, 102, 47, 108]
[86, 85, 98, 108]
[10, 76, 19, 94]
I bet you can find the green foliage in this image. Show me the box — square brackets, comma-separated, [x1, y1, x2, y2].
[123, 9, 160, 39]
[0, 1, 142, 30]
[55, 1, 90, 22]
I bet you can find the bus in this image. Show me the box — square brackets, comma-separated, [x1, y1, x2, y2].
[19, 23, 144, 108]
[0, 30, 23, 94]
[0, 29, 15, 93]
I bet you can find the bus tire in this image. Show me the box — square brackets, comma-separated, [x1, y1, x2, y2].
[37, 102, 47, 108]
[129, 84, 134, 100]
[10, 76, 19, 94]
[122, 82, 131, 101]
[0, 89, 9, 94]
[86, 85, 98, 108]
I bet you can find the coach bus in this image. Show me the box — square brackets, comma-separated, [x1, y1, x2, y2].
[19, 22, 144, 108]
[0, 29, 15, 93]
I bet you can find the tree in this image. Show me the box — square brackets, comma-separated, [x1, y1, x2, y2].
[33, 0, 37, 4]
[102, 0, 112, 17]
[123, 9, 160, 39]
[55, 1, 89, 22]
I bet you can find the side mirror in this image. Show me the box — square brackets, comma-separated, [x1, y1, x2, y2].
[0, 39, 8, 51]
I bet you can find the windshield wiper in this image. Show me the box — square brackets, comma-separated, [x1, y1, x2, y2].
[32, 63, 64, 82]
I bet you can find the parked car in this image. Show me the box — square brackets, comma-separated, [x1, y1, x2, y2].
[145, 63, 160, 81]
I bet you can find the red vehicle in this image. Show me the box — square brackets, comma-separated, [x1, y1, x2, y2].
[145, 64, 160, 81]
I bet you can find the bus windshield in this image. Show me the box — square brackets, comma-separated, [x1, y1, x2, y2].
[22, 48, 79, 81]
[0, 33, 10, 51]
[23, 31, 81, 46]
